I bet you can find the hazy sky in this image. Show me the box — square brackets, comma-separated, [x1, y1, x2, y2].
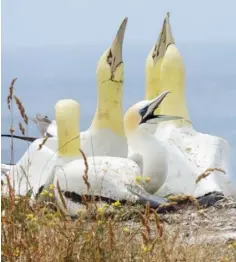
[2, 0, 236, 48]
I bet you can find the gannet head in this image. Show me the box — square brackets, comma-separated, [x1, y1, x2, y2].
[55, 99, 81, 157]
[145, 13, 174, 101]
[124, 91, 182, 136]
[96, 17, 127, 84]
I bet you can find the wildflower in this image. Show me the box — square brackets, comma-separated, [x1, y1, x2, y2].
[97, 207, 105, 215]
[49, 193, 53, 197]
[112, 200, 121, 207]
[145, 177, 151, 182]
[49, 184, 54, 190]
[123, 227, 129, 233]
[13, 247, 20, 257]
[40, 189, 49, 196]
[136, 176, 143, 184]
[228, 241, 236, 249]
[103, 203, 109, 208]
[26, 213, 35, 220]
[142, 245, 152, 252]
[103, 168, 108, 172]
[97, 220, 103, 225]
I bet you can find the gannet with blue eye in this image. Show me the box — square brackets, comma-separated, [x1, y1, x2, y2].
[1, 18, 129, 192]
[145, 13, 231, 200]
[49, 92, 180, 216]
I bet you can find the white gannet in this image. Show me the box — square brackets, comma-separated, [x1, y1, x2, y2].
[1, 18, 129, 192]
[50, 92, 179, 216]
[146, 13, 230, 201]
[4, 17, 129, 158]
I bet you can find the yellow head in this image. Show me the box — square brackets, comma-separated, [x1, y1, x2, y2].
[159, 14, 190, 124]
[124, 91, 182, 137]
[145, 13, 173, 102]
[55, 99, 81, 157]
[91, 18, 128, 137]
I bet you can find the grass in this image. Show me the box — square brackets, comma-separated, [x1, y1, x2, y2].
[1, 79, 236, 261]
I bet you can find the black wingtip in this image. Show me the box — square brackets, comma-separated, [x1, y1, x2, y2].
[1, 134, 37, 142]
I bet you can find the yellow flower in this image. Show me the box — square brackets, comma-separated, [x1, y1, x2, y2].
[13, 247, 20, 257]
[49, 193, 53, 197]
[142, 245, 152, 252]
[145, 177, 151, 182]
[112, 201, 121, 207]
[49, 184, 54, 190]
[97, 207, 105, 214]
[228, 242, 236, 249]
[40, 189, 49, 196]
[97, 220, 103, 225]
[136, 176, 143, 184]
[26, 213, 34, 220]
[123, 227, 129, 233]
[103, 203, 109, 208]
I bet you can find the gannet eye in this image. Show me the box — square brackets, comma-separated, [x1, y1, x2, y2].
[139, 107, 147, 117]
[107, 50, 113, 66]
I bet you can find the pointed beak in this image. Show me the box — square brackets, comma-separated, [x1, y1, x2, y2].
[141, 91, 182, 124]
[165, 12, 175, 48]
[152, 12, 175, 64]
[110, 17, 128, 73]
[152, 16, 166, 64]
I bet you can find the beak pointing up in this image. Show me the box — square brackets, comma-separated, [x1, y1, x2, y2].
[109, 17, 128, 73]
[140, 91, 183, 124]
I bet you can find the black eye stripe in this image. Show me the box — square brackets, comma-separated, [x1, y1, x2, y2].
[139, 106, 148, 117]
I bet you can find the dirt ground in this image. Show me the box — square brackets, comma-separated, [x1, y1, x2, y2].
[125, 197, 236, 246]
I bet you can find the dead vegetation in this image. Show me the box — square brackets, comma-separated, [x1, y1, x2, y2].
[1, 79, 236, 261]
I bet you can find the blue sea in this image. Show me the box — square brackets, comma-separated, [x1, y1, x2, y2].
[1, 43, 236, 174]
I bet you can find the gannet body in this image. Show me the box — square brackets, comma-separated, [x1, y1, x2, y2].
[50, 92, 178, 215]
[1, 18, 129, 188]
[38, 18, 129, 157]
[146, 13, 231, 198]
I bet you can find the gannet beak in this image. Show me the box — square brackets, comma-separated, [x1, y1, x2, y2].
[151, 12, 174, 65]
[165, 12, 175, 48]
[152, 15, 166, 64]
[140, 91, 182, 124]
[109, 17, 128, 74]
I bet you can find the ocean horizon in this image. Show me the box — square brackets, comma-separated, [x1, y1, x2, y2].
[1, 43, 236, 174]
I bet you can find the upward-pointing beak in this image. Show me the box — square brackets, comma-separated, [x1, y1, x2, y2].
[165, 12, 175, 48]
[109, 17, 128, 73]
[152, 12, 175, 64]
[141, 91, 183, 124]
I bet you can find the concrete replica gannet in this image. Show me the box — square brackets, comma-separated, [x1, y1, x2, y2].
[3, 17, 129, 157]
[1, 18, 129, 186]
[146, 13, 231, 201]
[49, 92, 180, 216]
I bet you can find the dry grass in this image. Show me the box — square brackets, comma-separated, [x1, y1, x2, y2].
[1, 189, 236, 262]
[1, 79, 236, 261]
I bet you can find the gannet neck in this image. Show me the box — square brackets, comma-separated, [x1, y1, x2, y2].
[128, 130, 167, 194]
[91, 18, 127, 138]
[91, 64, 125, 137]
[55, 99, 81, 157]
[159, 44, 190, 123]
[145, 15, 166, 101]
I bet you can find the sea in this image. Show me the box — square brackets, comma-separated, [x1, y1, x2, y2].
[1, 42, 236, 175]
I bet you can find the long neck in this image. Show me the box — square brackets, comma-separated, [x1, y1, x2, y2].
[145, 56, 163, 104]
[129, 130, 167, 194]
[90, 80, 125, 137]
[159, 44, 191, 127]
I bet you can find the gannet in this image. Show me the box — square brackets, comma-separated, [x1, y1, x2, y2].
[146, 13, 231, 200]
[1, 18, 129, 190]
[2, 17, 128, 157]
[49, 92, 180, 215]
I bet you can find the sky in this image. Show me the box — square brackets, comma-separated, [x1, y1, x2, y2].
[1, 0, 236, 172]
[2, 0, 236, 48]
